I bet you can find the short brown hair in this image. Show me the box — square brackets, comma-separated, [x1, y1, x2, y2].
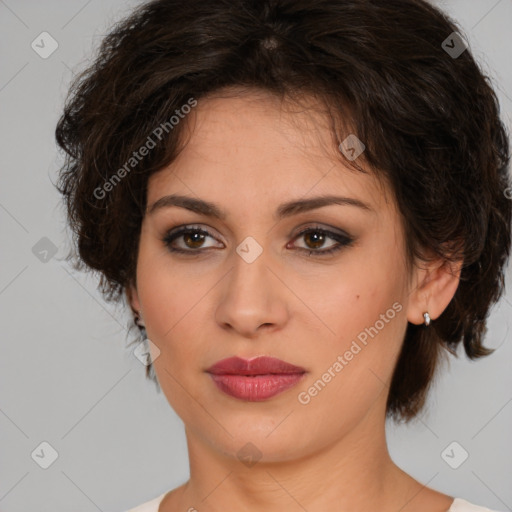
[55, 0, 512, 421]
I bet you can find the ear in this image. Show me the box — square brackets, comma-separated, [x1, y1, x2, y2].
[406, 254, 463, 325]
[125, 282, 142, 318]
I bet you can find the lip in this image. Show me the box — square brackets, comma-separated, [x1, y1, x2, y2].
[206, 356, 306, 401]
[206, 356, 306, 375]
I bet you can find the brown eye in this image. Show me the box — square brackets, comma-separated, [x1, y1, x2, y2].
[183, 231, 207, 249]
[163, 224, 353, 257]
[290, 227, 354, 256]
[163, 225, 222, 253]
[303, 231, 328, 250]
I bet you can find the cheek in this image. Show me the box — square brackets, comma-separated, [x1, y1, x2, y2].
[310, 263, 396, 342]
[135, 235, 194, 330]
[135, 246, 219, 373]
[305, 247, 407, 379]
[295, 281, 406, 435]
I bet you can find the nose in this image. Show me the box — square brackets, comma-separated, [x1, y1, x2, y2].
[214, 247, 289, 338]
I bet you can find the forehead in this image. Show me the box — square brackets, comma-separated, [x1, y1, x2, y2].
[147, 88, 394, 214]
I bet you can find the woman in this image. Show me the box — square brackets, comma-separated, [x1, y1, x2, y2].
[55, 0, 511, 511]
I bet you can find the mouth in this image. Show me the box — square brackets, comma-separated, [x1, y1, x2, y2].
[205, 356, 307, 401]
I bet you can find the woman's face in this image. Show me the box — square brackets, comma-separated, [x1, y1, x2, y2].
[129, 89, 425, 463]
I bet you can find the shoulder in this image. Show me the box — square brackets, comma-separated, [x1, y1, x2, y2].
[450, 498, 503, 512]
[123, 492, 168, 512]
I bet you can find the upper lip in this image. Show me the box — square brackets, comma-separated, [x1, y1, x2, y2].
[206, 356, 306, 375]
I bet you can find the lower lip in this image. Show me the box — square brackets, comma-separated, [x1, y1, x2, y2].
[208, 373, 306, 401]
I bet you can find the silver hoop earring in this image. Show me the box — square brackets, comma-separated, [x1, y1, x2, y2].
[423, 312, 431, 326]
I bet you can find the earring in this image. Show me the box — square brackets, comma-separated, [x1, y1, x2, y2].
[423, 312, 431, 326]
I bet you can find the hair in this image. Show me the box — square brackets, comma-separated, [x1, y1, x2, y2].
[55, 0, 512, 422]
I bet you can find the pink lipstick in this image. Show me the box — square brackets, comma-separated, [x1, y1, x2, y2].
[206, 356, 306, 401]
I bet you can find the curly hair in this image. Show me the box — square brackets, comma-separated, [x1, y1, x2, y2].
[55, 0, 512, 422]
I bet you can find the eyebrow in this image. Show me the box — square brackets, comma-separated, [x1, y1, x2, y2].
[147, 193, 374, 220]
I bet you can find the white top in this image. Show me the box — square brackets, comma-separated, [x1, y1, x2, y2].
[124, 493, 502, 512]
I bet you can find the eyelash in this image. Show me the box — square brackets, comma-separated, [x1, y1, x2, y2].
[162, 224, 354, 257]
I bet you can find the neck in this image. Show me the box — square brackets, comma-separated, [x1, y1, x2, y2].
[171, 401, 422, 512]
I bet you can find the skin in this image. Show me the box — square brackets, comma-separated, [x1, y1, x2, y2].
[127, 87, 462, 512]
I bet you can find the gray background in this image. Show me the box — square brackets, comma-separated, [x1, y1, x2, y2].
[0, 1, 511, 511]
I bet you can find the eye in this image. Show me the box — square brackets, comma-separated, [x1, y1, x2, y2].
[162, 224, 354, 257]
[289, 226, 354, 256]
[163, 225, 222, 253]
